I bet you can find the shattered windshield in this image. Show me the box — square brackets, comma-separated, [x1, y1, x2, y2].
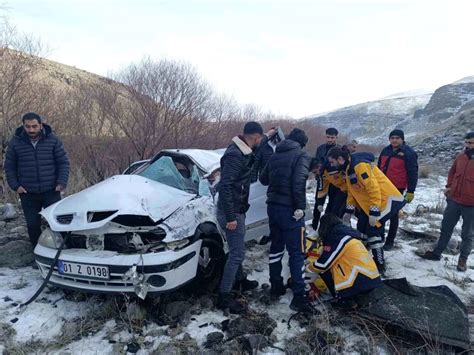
[138, 156, 200, 194]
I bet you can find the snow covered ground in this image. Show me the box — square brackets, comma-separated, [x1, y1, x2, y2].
[0, 175, 472, 354]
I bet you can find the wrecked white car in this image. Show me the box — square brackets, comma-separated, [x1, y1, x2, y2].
[34, 149, 270, 298]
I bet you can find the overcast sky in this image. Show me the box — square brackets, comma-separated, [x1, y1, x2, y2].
[5, 0, 474, 117]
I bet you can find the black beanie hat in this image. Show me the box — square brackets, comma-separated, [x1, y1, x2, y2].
[243, 121, 263, 135]
[287, 128, 308, 148]
[389, 129, 404, 140]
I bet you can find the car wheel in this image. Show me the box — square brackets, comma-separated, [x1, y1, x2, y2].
[193, 238, 225, 293]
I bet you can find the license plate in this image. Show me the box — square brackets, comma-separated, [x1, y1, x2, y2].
[57, 261, 109, 280]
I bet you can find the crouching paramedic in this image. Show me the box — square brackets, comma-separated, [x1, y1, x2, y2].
[327, 148, 406, 274]
[307, 214, 382, 303]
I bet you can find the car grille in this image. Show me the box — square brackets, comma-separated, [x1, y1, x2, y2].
[56, 214, 74, 224]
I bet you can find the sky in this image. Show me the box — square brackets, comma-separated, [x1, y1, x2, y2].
[4, 0, 474, 118]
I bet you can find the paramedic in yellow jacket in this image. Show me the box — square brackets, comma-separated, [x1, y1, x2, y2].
[307, 214, 382, 302]
[326, 148, 406, 274]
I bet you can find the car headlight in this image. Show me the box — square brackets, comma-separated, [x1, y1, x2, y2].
[166, 238, 191, 251]
[38, 228, 63, 249]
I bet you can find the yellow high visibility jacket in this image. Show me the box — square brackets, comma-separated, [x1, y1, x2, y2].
[308, 224, 382, 298]
[345, 153, 406, 227]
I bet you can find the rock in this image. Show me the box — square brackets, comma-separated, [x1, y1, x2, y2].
[9, 226, 27, 236]
[239, 334, 270, 352]
[126, 302, 147, 323]
[0, 322, 16, 343]
[0, 204, 18, 221]
[220, 339, 244, 355]
[203, 332, 225, 349]
[0, 240, 34, 267]
[199, 295, 214, 309]
[227, 317, 256, 338]
[0, 221, 6, 229]
[164, 301, 192, 325]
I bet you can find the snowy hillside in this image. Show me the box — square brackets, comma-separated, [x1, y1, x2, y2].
[0, 176, 472, 354]
[305, 76, 474, 147]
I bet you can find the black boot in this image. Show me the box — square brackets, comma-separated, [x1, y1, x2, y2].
[233, 277, 259, 292]
[216, 292, 245, 314]
[290, 294, 315, 313]
[270, 281, 286, 296]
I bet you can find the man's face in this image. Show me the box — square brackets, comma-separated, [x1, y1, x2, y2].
[465, 138, 474, 150]
[328, 156, 345, 169]
[326, 135, 337, 145]
[389, 136, 403, 148]
[23, 119, 42, 139]
[248, 133, 263, 149]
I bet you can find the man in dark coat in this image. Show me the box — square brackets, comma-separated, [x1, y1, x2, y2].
[4, 112, 70, 247]
[312, 127, 346, 229]
[216, 121, 264, 314]
[259, 128, 313, 313]
[250, 127, 284, 182]
[378, 129, 418, 250]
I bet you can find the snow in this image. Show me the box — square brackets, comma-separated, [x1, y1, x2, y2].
[452, 76, 474, 85]
[379, 88, 434, 100]
[0, 175, 472, 352]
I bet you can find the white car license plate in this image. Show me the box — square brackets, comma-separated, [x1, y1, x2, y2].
[57, 261, 109, 280]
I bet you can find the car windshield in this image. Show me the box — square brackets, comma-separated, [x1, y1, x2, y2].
[138, 156, 201, 194]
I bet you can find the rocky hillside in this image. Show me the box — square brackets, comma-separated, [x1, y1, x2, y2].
[305, 76, 474, 148]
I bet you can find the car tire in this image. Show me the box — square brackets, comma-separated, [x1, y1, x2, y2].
[193, 237, 225, 293]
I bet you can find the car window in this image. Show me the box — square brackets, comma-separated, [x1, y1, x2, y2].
[139, 156, 199, 193]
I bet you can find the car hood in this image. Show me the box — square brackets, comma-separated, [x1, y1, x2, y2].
[41, 175, 195, 232]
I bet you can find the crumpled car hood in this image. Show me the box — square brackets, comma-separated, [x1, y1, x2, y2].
[41, 175, 195, 232]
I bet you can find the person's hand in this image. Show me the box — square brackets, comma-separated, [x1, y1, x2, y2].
[405, 192, 414, 203]
[226, 221, 238, 230]
[444, 188, 451, 197]
[55, 184, 64, 192]
[342, 213, 352, 226]
[317, 205, 324, 213]
[293, 209, 304, 221]
[17, 186, 27, 194]
[369, 215, 378, 227]
[265, 128, 277, 138]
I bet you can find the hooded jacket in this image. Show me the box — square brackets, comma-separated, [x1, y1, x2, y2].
[4, 124, 69, 193]
[217, 136, 256, 222]
[259, 139, 310, 210]
[308, 223, 382, 298]
[345, 153, 406, 227]
[447, 149, 474, 206]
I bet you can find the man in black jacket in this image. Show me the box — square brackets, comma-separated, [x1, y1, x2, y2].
[250, 127, 284, 182]
[259, 128, 313, 313]
[216, 121, 264, 314]
[4, 112, 70, 247]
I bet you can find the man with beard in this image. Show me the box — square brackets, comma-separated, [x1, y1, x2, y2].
[326, 148, 406, 274]
[5, 112, 69, 248]
[216, 121, 264, 314]
[419, 132, 474, 271]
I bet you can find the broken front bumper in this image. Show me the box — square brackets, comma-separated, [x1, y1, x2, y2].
[34, 240, 202, 295]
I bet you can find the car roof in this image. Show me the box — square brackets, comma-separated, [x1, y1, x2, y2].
[164, 149, 223, 173]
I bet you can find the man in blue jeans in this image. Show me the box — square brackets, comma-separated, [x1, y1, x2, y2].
[259, 128, 313, 312]
[216, 121, 265, 314]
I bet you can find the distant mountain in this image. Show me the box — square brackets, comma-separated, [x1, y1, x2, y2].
[304, 76, 474, 146]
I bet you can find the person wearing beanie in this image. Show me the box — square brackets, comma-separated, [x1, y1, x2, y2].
[259, 128, 314, 313]
[312, 127, 347, 230]
[378, 129, 418, 250]
[216, 121, 268, 314]
[420, 132, 474, 271]
[4, 112, 69, 248]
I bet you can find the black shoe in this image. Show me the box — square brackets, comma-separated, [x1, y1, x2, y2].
[216, 293, 245, 314]
[233, 278, 259, 292]
[383, 243, 394, 251]
[290, 294, 315, 313]
[419, 250, 441, 261]
[270, 282, 286, 296]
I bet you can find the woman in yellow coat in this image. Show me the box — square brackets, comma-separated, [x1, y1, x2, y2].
[326, 148, 406, 274]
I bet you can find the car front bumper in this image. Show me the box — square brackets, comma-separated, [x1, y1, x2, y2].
[34, 240, 202, 294]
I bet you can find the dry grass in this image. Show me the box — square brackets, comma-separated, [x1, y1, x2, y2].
[419, 165, 432, 179]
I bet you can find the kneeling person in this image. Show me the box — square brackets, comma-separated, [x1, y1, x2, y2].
[307, 214, 382, 302]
